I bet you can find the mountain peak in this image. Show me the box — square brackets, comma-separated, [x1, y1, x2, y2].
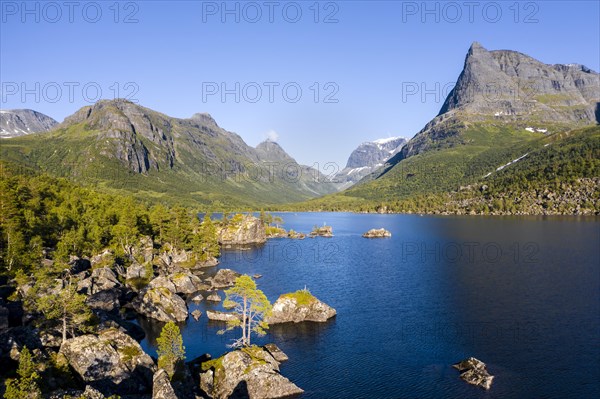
[190, 112, 218, 126]
[0, 109, 58, 138]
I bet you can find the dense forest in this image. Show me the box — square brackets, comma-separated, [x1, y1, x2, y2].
[0, 161, 220, 280]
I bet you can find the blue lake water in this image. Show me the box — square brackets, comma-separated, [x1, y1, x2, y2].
[139, 213, 600, 398]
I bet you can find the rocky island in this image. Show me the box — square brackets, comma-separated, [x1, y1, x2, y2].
[362, 228, 392, 238]
[266, 289, 337, 324]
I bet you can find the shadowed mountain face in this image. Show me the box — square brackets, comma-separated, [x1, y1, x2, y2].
[1, 99, 336, 206]
[0, 109, 58, 138]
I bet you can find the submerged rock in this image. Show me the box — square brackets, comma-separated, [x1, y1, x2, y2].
[453, 357, 494, 390]
[60, 328, 155, 396]
[263, 343, 288, 362]
[199, 346, 303, 399]
[362, 228, 392, 238]
[266, 290, 336, 324]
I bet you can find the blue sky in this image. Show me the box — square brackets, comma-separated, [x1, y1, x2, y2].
[1, 0, 599, 169]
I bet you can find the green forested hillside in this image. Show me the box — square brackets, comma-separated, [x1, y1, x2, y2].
[288, 126, 600, 214]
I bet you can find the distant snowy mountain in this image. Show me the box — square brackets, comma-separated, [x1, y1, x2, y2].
[334, 137, 407, 189]
[0, 109, 58, 138]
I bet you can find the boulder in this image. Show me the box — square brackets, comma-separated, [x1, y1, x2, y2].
[170, 272, 204, 294]
[208, 269, 240, 289]
[132, 287, 188, 322]
[199, 346, 303, 399]
[69, 256, 92, 274]
[195, 256, 220, 268]
[362, 228, 392, 238]
[206, 293, 222, 302]
[77, 267, 121, 295]
[218, 215, 267, 248]
[60, 328, 155, 395]
[266, 290, 336, 324]
[89, 250, 114, 267]
[126, 263, 151, 281]
[453, 357, 494, 390]
[152, 369, 178, 399]
[191, 293, 204, 303]
[148, 273, 204, 295]
[263, 343, 288, 362]
[86, 288, 121, 312]
[206, 310, 239, 322]
[192, 310, 202, 321]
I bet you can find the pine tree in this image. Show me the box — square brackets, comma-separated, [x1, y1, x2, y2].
[220, 275, 271, 347]
[4, 347, 42, 399]
[157, 322, 186, 379]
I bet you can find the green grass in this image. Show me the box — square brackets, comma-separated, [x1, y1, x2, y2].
[282, 289, 317, 306]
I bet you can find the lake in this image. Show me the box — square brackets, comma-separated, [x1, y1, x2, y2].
[139, 213, 600, 398]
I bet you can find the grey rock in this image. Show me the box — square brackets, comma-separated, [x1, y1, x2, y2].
[362, 228, 392, 238]
[263, 343, 289, 362]
[218, 215, 267, 248]
[191, 293, 204, 303]
[206, 310, 239, 322]
[199, 347, 303, 399]
[206, 293, 222, 302]
[266, 292, 336, 324]
[132, 287, 188, 322]
[209, 269, 241, 289]
[0, 109, 57, 138]
[77, 267, 121, 295]
[86, 288, 121, 312]
[453, 357, 494, 390]
[152, 369, 178, 399]
[60, 328, 155, 395]
[192, 310, 202, 321]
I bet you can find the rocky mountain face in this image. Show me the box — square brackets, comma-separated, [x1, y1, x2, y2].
[395, 42, 599, 162]
[2, 99, 337, 205]
[334, 137, 406, 189]
[0, 109, 58, 138]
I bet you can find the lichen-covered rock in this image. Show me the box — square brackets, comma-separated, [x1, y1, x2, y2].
[126, 262, 151, 281]
[218, 215, 267, 248]
[453, 357, 494, 390]
[147, 273, 204, 295]
[199, 346, 303, 399]
[60, 328, 155, 395]
[208, 269, 240, 289]
[152, 369, 178, 399]
[266, 290, 336, 324]
[132, 287, 188, 322]
[362, 228, 392, 238]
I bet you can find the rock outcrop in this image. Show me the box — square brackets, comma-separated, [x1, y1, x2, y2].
[263, 344, 288, 362]
[60, 328, 155, 395]
[152, 369, 178, 399]
[206, 310, 239, 322]
[132, 287, 188, 322]
[208, 269, 240, 289]
[218, 215, 267, 248]
[453, 357, 494, 390]
[362, 228, 392, 238]
[77, 267, 121, 295]
[309, 226, 333, 237]
[266, 290, 336, 324]
[199, 346, 303, 399]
